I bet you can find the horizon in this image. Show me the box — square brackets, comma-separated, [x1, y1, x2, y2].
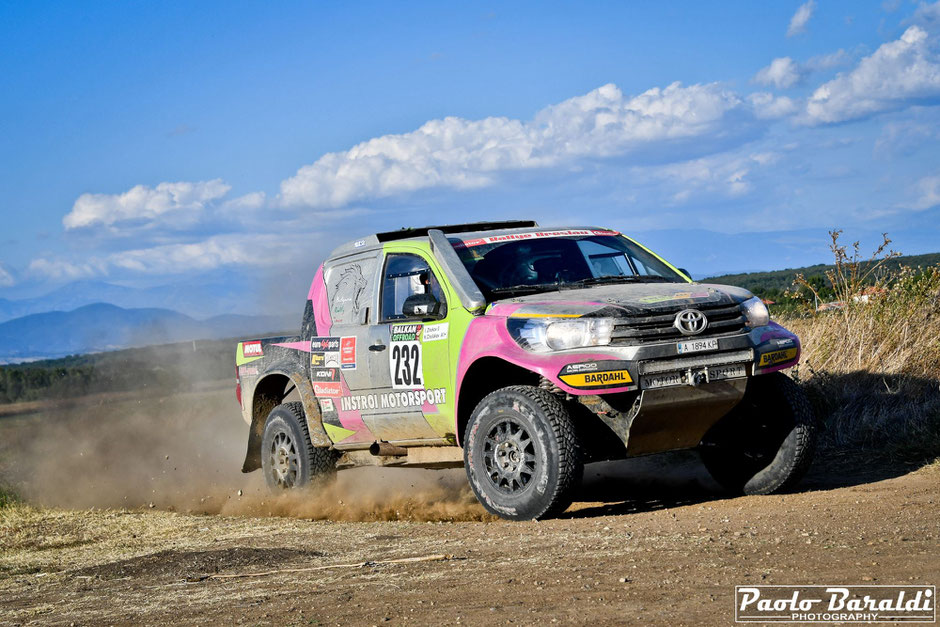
[3, 1, 940, 313]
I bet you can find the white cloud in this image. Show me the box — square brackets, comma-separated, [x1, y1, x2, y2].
[0, 264, 15, 287]
[912, 173, 940, 209]
[787, 0, 816, 37]
[910, 0, 940, 29]
[805, 26, 940, 124]
[640, 152, 777, 205]
[221, 191, 267, 210]
[28, 232, 310, 281]
[754, 57, 804, 88]
[748, 92, 798, 119]
[63, 179, 232, 230]
[279, 82, 754, 209]
[806, 49, 851, 71]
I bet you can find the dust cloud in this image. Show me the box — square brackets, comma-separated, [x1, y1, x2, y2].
[0, 384, 492, 522]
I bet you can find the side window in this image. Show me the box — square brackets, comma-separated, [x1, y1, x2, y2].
[325, 257, 376, 325]
[381, 254, 447, 321]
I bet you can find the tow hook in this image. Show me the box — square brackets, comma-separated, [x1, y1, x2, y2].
[688, 368, 707, 387]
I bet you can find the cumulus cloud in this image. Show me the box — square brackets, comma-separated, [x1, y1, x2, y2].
[755, 57, 804, 88]
[222, 191, 267, 210]
[748, 92, 799, 119]
[805, 26, 940, 124]
[63, 179, 232, 230]
[28, 232, 308, 281]
[279, 82, 757, 209]
[787, 0, 816, 37]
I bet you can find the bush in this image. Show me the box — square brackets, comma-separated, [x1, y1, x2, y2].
[781, 231, 940, 463]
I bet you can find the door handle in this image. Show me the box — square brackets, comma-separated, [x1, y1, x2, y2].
[369, 341, 386, 352]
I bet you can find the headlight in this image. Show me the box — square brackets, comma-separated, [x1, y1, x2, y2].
[509, 317, 615, 352]
[741, 296, 770, 327]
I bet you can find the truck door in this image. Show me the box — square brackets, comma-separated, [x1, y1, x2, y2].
[357, 250, 452, 441]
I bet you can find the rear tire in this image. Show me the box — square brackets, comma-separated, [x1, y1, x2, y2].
[699, 373, 816, 495]
[464, 385, 582, 520]
[261, 402, 338, 491]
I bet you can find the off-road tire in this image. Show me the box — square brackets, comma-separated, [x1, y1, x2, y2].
[699, 373, 816, 495]
[261, 402, 338, 491]
[464, 385, 582, 520]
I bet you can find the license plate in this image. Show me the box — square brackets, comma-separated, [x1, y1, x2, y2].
[677, 338, 719, 354]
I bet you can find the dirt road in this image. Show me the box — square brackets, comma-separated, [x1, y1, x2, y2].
[0, 388, 937, 625]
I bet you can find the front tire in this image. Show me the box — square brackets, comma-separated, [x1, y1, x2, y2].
[464, 385, 582, 520]
[261, 402, 338, 491]
[699, 373, 816, 495]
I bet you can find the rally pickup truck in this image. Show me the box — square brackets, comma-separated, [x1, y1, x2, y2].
[235, 221, 816, 520]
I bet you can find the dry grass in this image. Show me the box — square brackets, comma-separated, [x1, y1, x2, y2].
[782, 232, 940, 463]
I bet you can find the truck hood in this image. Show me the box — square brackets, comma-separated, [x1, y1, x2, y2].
[485, 282, 754, 318]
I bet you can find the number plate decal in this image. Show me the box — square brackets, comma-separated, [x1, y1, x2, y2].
[389, 324, 424, 390]
[676, 338, 719, 354]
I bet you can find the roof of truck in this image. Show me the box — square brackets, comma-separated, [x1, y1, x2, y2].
[326, 220, 619, 260]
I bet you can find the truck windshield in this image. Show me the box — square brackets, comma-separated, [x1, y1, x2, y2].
[450, 234, 686, 299]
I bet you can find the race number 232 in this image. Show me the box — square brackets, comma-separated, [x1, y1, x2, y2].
[390, 342, 423, 389]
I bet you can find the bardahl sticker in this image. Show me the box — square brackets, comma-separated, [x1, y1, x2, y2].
[759, 347, 798, 367]
[559, 360, 633, 389]
[242, 341, 263, 358]
[310, 353, 325, 367]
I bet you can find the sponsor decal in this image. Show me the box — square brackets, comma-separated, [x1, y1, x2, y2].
[453, 229, 619, 249]
[340, 388, 447, 412]
[340, 336, 356, 370]
[389, 324, 423, 389]
[558, 361, 633, 389]
[421, 322, 448, 342]
[310, 336, 342, 367]
[242, 341, 263, 358]
[312, 368, 339, 382]
[564, 362, 599, 373]
[320, 398, 335, 412]
[238, 366, 259, 377]
[759, 347, 798, 367]
[312, 381, 343, 397]
[353, 239, 366, 248]
[734, 585, 935, 623]
[310, 336, 341, 352]
[390, 323, 423, 342]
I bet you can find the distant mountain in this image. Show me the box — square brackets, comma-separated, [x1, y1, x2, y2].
[0, 303, 296, 363]
[0, 271, 298, 324]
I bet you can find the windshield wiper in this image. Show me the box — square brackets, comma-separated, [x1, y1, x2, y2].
[489, 283, 562, 295]
[565, 275, 678, 287]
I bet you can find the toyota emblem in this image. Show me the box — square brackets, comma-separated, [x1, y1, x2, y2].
[674, 309, 708, 335]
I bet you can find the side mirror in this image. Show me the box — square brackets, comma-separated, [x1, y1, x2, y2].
[402, 293, 442, 319]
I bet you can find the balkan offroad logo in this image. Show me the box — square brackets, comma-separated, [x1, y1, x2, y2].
[734, 585, 935, 623]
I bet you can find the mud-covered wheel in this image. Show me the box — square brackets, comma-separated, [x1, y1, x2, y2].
[699, 372, 817, 495]
[464, 385, 582, 521]
[261, 402, 338, 491]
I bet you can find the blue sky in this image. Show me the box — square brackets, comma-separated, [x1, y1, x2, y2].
[2, 1, 940, 310]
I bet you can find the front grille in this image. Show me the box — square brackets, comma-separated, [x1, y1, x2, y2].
[610, 302, 746, 345]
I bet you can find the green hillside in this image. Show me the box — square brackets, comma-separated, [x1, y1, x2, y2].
[702, 252, 940, 304]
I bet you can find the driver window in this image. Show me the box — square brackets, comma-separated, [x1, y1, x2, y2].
[381, 254, 446, 321]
